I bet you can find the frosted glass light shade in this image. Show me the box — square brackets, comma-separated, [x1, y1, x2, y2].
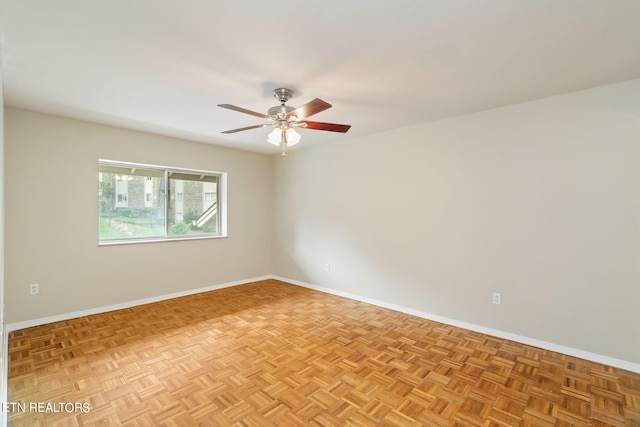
[267, 128, 282, 146]
[286, 128, 301, 146]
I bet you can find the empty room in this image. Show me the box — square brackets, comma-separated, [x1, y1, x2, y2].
[1, 1, 639, 426]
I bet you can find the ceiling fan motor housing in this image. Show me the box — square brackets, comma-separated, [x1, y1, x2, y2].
[268, 104, 296, 120]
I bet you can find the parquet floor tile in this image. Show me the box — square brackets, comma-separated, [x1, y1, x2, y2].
[7, 279, 640, 426]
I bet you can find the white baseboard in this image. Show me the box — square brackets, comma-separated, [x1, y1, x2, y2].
[5, 276, 272, 332]
[271, 275, 640, 374]
[4, 274, 639, 374]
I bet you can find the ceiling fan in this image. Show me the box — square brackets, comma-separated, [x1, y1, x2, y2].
[218, 88, 351, 156]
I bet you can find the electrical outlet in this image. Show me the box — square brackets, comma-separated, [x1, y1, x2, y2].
[29, 283, 40, 295]
[324, 263, 331, 273]
[492, 292, 501, 305]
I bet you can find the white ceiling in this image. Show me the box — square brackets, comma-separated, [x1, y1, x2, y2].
[1, 0, 639, 154]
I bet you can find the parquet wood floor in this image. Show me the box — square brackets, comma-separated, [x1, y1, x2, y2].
[7, 279, 640, 426]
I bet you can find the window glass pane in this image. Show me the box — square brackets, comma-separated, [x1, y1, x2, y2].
[168, 173, 219, 236]
[99, 166, 166, 240]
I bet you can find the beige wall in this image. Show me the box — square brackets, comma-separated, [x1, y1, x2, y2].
[1, 62, 6, 409]
[273, 79, 640, 364]
[4, 108, 273, 323]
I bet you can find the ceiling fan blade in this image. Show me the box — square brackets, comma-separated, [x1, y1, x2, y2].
[218, 104, 268, 119]
[300, 121, 351, 133]
[287, 98, 332, 120]
[221, 124, 268, 134]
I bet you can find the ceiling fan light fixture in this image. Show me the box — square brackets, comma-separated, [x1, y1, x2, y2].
[267, 127, 301, 147]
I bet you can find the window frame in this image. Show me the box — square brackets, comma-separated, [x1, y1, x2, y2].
[98, 159, 227, 245]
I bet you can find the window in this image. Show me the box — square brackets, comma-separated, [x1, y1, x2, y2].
[99, 160, 226, 244]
